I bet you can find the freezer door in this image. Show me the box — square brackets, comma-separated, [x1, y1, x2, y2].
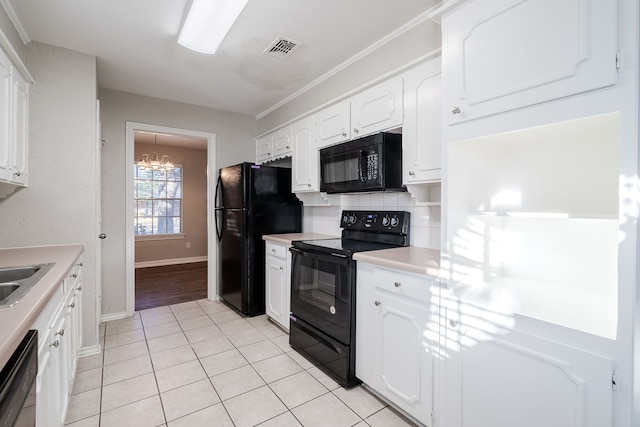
[219, 163, 246, 209]
[219, 208, 245, 313]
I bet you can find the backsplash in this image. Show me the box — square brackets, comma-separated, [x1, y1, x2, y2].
[301, 192, 441, 249]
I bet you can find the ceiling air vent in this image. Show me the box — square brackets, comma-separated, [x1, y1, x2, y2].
[264, 36, 300, 59]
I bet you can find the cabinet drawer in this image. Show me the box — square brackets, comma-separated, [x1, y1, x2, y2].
[374, 267, 430, 302]
[266, 242, 287, 260]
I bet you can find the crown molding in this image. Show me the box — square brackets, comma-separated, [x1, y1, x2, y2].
[0, 0, 31, 44]
[256, 4, 441, 120]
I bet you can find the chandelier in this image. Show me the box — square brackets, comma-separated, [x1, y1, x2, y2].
[136, 134, 174, 171]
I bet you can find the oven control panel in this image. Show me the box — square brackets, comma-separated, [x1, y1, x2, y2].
[340, 210, 410, 234]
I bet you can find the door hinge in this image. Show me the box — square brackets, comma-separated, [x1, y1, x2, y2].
[612, 370, 618, 391]
[616, 51, 622, 72]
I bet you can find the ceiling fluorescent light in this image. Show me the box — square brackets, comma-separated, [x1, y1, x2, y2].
[178, 0, 249, 54]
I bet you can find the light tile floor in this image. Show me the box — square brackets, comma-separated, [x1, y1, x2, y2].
[64, 299, 418, 427]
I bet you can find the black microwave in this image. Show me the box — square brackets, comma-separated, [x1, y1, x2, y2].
[319, 132, 404, 194]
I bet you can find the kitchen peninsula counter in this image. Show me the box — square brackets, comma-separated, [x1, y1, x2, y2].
[262, 233, 338, 245]
[0, 244, 84, 369]
[353, 246, 440, 277]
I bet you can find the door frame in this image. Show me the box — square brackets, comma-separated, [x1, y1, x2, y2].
[125, 121, 217, 316]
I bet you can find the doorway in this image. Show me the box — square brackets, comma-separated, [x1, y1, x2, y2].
[125, 122, 217, 316]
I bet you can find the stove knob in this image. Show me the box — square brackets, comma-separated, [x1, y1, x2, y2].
[343, 214, 349, 224]
[382, 215, 390, 227]
[390, 216, 399, 227]
[349, 214, 357, 225]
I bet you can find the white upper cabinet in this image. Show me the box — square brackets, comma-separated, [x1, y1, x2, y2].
[441, 0, 618, 124]
[402, 58, 442, 185]
[256, 134, 272, 164]
[315, 99, 351, 149]
[11, 70, 28, 186]
[271, 126, 293, 159]
[0, 45, 30, 193]
[351, 76, 403, 138]
[0, 48, 11, 182]
[291, 117, 318, 192]
[256, 126, 293, 164]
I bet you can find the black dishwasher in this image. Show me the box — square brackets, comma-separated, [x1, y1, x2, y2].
[0, 330, 38, 427]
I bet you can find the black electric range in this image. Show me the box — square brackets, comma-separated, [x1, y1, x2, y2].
[289, 210, 410, 387]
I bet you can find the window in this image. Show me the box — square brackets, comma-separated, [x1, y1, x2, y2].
[134, 165, 183, 236]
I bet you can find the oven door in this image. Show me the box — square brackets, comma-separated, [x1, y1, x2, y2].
[289, 247, 355, 345]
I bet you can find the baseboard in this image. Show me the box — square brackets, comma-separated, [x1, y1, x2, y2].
[78, 344, 102, 358]
[101, 311, 129, 323]
[135, 256, 208, 269]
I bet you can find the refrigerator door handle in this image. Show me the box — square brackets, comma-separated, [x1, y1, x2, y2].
[214, 175, 223, 209]
[215, 210, 224, 242]
[215, 175, 224, 242]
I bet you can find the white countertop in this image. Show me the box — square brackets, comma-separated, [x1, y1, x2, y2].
[262, 233, 338, 245]
[353, 246, 440, 277]
[0, 244, 84, 369]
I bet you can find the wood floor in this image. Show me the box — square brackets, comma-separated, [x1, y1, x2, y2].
[135, 261, 208, 311]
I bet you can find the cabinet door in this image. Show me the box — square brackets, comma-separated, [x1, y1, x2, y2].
[440, 303, 614, 427]
[0, 49, 11, 181]
[403, 60, 442, 184]
[292, 117, 318, 192]
[256, 134, 272, 163]
[11, 71, 28, 185]
[265, 254, 287, 329]
[373, 289, 433, 425]
[351, 76, 403, 138]
[315, 100, 350, 148]
[272, 127, 292, 159]
[442, 0, 617, 124]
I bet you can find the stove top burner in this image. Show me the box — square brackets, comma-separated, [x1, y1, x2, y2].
[292, 210, 411, 257]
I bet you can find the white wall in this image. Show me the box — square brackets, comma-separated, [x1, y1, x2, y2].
[0, 42, 99, 352]
[99, 89, 256, 317]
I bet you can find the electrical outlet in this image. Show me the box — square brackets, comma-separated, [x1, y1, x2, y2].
[186, 242, 191, 249]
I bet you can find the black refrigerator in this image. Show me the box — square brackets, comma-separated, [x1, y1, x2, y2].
[215, 162, 302, 316]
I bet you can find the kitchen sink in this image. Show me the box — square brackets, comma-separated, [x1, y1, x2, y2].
[0, 266, 43, 282]
[0, 263, 55, 308]
[0, 283, 20, 300]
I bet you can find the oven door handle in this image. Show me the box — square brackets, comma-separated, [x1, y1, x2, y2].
[289, 247, 303, 255]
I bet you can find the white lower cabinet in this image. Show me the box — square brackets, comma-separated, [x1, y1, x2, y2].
[33, 255, 83, 426]
[356, 263, 435, 426]
[265, 241, 291, 330]
[440, 300, 614, 427]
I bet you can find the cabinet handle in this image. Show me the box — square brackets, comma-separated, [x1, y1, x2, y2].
[71, 273, 78, 278]
[78, 262, 84, 267]
[449, 319, 459, 328]
[307, 183, 311, 187]
[13, 171, 21, 177]
[452, 107, 461, 115]
[279, 266, 283, 271]
[374, 301, 381, 306]
[341, 131, 347, 137]
[353, 128, 359, 134]
[77, 285, 82, 291]
[286, 145, 290, 149]
[408, 171, 415, 176]
[394, 281, 401, 288]
[267, 152, 271, 156]
[68, 302, 75, 308]
[49, 340, 60, 348]
[272, 248, 276, 253]
[57, 329, 65, 336]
